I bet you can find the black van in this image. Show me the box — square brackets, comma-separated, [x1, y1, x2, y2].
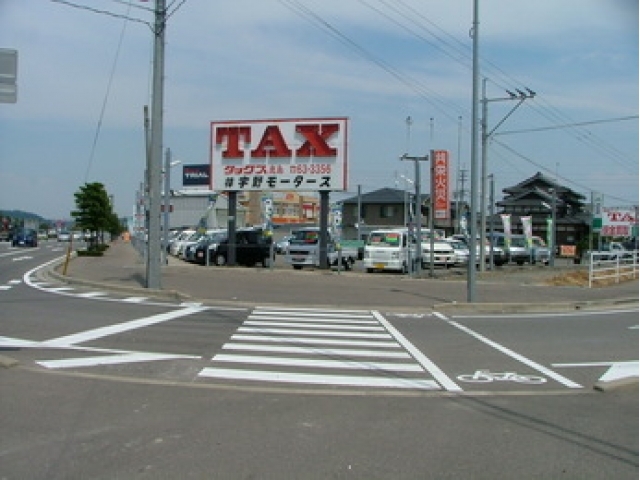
[207, 228, 273, 267]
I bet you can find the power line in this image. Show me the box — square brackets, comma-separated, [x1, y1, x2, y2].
[84, 1, 133, 182]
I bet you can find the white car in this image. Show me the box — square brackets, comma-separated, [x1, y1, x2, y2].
[169, 230, 196, 257]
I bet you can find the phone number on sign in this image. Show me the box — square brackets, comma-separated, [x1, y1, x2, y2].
[289, 164, 332, 175]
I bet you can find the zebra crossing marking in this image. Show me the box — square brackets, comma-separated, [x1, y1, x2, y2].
[199, 306, 445, 391]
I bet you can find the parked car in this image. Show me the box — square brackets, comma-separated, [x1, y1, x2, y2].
[184, 230, 225, 263]
[530, 236, 550, 265]
[169, 229, 196, 257]
[275, 235, 291, 254]
[487, 233, 529, 265]
[207, 228, 274, 267]
[445, 239, 469, 265]
[57, 231, 71, 242]
[12, 228, 38, 247]
[192, 231, 228, 265]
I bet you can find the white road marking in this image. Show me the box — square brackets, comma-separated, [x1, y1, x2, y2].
[212, 354, 424, 371]
[243, 320, 384, 331]
[201, 307, 443, 391]
[40, 306, 208, 348]
[38, 352, 200, 369]
[372, 310, 462, 392]
[199, 368, 440, 390]
[76, 291, 107, 298]
[121, 297, 149, 303]
[231, 334, 399, 348]
[0, 285, 11, 291]
[434, 312, 583, 389]
[8, 279, 21, 285]
[223, 343, 411, 358]
[248, 314, 378, 324]
[237, 327, 391, 339]
[553, 361, 639, 383]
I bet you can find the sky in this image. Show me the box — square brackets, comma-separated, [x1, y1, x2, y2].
[0, 0, 638, 221]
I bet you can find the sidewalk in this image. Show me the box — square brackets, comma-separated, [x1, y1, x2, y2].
[52, 240, 639, 313]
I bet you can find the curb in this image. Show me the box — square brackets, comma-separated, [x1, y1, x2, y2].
[594, 377, 639, 392]
[433, 298, 639, 315]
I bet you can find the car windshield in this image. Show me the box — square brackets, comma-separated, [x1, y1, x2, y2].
[289, 230, 320, 245]
[511, 236, 527, 247]
[367, 232, 403, 247]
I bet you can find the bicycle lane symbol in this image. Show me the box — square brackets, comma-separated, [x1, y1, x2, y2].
[432, 312, 583, 390]
[457, 370, 547, 385]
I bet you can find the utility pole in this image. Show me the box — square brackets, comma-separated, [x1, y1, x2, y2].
[468, 0, 479, 302]
[479, 78, 535, 270]
[145, 0, 166, 289]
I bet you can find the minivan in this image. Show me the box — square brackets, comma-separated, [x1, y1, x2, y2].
[207, 228, 273, 267]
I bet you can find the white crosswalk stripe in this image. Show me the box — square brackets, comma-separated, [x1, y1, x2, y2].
[199, 307, 442, 390]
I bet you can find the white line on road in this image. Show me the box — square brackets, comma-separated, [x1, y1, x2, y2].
[38, 351, 200, 369]
[433, 312, 583, 389]
[231, 334, 399, 348]
[237, 327, 391, 339]
[247, 314, 378, 324]
[41, 305, 208, 348]
[243, 320, 384, 331]
[372, 310, 462, 392]
[212, 354, 424, 372]
[199, 368, 440, 390]
[223, 343, 411, 358]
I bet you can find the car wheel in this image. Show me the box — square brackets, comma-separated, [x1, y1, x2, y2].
[293, 265, 303, 270]
[214, 254, 227, 266]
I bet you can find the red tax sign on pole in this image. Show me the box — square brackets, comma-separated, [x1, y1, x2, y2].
[431, 149, 450, 220]
[210, 117, 349, 192]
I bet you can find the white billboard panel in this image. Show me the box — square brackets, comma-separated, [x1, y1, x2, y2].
[210, 117, 348, 192]
[601, 207, 638, 237]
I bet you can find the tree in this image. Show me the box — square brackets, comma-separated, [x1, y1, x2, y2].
[71, 182, 114, 246]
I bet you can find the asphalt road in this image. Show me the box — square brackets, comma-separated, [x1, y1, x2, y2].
[1, 241, 638, 479]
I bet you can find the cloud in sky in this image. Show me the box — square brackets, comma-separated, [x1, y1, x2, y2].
[0, 0, 637, 220]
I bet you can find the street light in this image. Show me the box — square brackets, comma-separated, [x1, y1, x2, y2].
[400, 153, 429, 276]
[162, 148, 181, 264]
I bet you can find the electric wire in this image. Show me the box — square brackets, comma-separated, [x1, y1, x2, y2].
[83, 1, 133, 182]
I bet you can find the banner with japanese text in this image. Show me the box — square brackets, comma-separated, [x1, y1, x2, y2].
[431, 150, 450, 220]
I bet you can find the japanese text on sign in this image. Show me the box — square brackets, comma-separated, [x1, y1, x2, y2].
[210, 118, 348, 192]
[431, 150, 450, 220]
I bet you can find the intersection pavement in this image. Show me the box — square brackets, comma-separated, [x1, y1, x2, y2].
[47, 240, 639, 314]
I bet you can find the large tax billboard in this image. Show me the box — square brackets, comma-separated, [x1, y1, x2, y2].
[210, 117, 348, 192]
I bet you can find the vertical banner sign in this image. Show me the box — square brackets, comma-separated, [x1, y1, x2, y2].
[591, 192, 603, 232]
[546, 216, 553, 248]
[210, 117, 349, 192]
[262, 195, 274, 232]
[431, 150, 450, 220]
[331, 204, 343, 243]
[521, 216, 533, 248]
[501, 214, 512, 249]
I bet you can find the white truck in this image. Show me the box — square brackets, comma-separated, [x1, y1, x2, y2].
[364, 228, 456, 273]
[285, 227, 358, 270]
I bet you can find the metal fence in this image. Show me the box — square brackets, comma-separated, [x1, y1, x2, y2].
[588, 251, 639, 288]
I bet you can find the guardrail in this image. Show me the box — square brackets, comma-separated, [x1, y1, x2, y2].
[588, 251, 639, 288]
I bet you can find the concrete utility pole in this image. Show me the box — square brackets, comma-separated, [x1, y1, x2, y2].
[468, 0, 479, 302]
[146, 0, 166, 289]
[400, 153, 429, 276]
[479, 78, 535, 270]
